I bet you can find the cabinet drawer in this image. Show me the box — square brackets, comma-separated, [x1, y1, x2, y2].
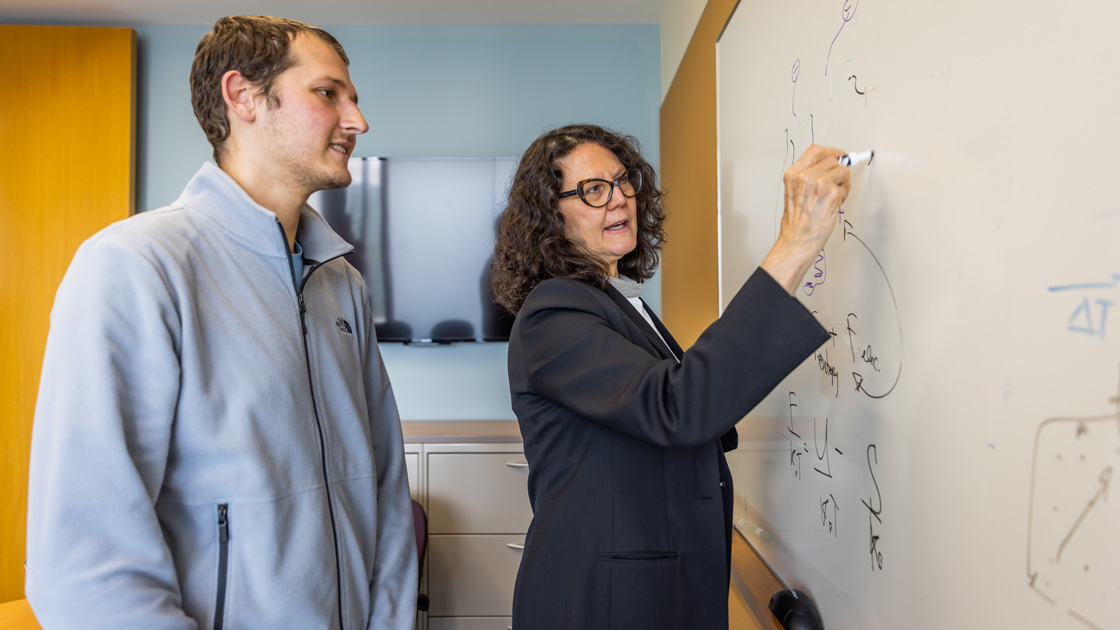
[405, 451, 420, 501]
[427, 534, 524, 617]
[427, 618, 513, 630]
[427, 453, 532, 533]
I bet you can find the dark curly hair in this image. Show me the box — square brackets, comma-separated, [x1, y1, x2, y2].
[490, 124, 666, 314]
[190, 15, 349, 165]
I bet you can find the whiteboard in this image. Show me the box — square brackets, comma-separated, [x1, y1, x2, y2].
[717, 1, 1120, 628]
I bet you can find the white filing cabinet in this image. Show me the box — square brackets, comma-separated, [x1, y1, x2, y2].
[403, 422, 531, 630]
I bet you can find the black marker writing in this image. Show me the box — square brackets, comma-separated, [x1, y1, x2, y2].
[820, 494, 839, 536]
[816, 348, 840, 398]
[842, 221, 903, 399]
[863, 444, 884, 571]
[813, 417, 833, 478]
[787, 392, 806, 480]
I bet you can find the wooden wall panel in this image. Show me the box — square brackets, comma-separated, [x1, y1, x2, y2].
[0, 25, 135, 603]
[659, 0, 739, 349]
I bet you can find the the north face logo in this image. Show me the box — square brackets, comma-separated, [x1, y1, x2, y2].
[336, 318, 353, 334]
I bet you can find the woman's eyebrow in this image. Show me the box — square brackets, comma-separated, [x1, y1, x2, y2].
[581, 167, 625, 181]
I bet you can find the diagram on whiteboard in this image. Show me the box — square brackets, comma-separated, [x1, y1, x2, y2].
[1026, 372, 1120, 629]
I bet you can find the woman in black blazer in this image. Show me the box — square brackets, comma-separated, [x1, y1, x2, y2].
[490, 124, 850, 629]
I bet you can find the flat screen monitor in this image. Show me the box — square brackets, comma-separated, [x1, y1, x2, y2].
[309, 157, 517, 343]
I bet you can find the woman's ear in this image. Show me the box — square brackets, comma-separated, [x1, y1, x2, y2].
[221, 70, 256, 123]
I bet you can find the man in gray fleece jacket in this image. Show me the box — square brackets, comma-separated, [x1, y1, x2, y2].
[25, 15, 417, 629]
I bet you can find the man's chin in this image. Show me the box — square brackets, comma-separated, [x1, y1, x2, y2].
[319, 174, 352, 191]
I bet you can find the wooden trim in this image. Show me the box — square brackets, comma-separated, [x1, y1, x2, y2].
[730, 530, 785, 630]
[658, 0, 741, 350]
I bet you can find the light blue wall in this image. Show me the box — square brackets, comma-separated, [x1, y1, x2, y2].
[134, 24, 661, 420]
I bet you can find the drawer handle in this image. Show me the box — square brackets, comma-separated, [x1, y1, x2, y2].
[505, 461, 529, 468]
[506, 542, 525, 550]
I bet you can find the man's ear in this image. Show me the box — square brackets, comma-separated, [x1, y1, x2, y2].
[221, 70, 257, 122]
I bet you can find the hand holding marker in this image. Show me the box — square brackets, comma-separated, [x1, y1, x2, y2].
[838, 150, 874, 166]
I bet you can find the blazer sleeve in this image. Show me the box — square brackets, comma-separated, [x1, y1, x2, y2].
[515, 268, 830, 448]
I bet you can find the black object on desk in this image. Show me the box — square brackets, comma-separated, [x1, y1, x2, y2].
[769, 589, 825, 630]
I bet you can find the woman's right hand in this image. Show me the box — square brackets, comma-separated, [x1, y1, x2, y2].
[760, 145, 852, 295]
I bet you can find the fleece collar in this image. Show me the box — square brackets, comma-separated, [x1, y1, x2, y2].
[174, 162, 354, 263]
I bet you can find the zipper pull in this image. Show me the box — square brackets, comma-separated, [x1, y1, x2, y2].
[298, 293, 308, 336]
[217, 504, 229, 543]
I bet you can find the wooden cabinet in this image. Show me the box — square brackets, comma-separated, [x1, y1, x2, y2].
[0, 25, 136, 604]
[403, 421, 528, 630]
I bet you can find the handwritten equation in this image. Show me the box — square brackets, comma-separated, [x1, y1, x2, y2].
[803, 218, 903, 400]
[775, 122, 901, 573]
[760, 0, 897, 578]
[1049, 274, 1120, 339]
[785, 391, 887, 571]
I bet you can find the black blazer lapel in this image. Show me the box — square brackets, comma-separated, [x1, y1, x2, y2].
[601, 283, 676, 361]
[641, 300, 684, 360]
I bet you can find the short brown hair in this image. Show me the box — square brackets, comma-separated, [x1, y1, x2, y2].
[490, 124, 666, 314]
[190, 15, 350, 164]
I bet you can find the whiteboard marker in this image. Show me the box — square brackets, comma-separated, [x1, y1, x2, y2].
[838, 150, 874, 166]
[737, 518, 773, 542]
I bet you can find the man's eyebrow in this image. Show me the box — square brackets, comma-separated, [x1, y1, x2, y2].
[316, 76, 360, 105]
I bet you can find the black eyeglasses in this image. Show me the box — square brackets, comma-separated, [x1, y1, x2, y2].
[557, 167, 643, 208]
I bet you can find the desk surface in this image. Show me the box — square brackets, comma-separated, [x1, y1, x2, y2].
[0, 598, 39, 630]
[401, 420, 521, 444]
